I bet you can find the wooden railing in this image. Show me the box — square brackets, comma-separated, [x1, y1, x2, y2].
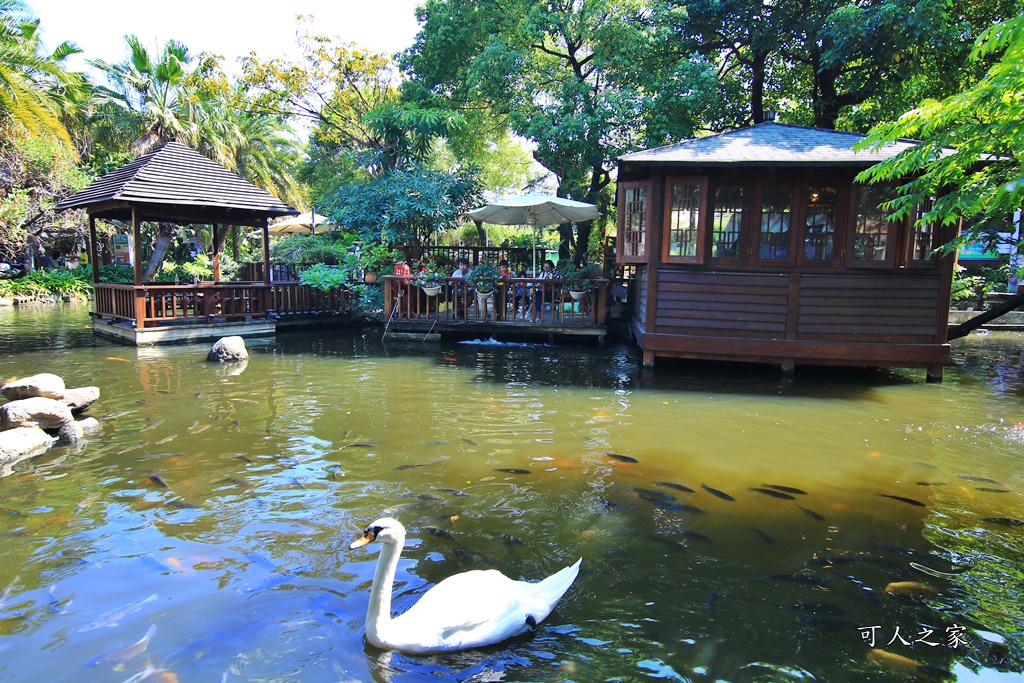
[93, 281, 353, 327]
[93, 282, 270, 328]
[269, 281, 352, 316]
[383, 276, 607, 327]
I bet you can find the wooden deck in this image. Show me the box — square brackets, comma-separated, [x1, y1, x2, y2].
[382, 276, 607, 340]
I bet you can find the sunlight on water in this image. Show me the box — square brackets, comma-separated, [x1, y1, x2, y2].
[0, 305, 1021, 682]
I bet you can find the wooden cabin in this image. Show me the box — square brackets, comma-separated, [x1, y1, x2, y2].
[616, 122, 956, 380]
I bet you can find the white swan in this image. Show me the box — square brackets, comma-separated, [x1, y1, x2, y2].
[349, 517, 581, 653]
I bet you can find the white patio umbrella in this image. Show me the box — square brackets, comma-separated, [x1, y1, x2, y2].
[466, 192, 599, 274]
[268, 210, 332, 235]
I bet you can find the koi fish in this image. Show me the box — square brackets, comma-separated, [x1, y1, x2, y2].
[85, 624, 157, 668]
[884, 581, 937, 595]
[976, 487, 1011, 493]
[760, 573, 829, 587]
[750, 528, 775, 544]
[797, 506, 825, 521]
[343, 442, 376, 449]
[763, 484, 807, 495]
[140, 419, 165, 433]
[878, 494, 926, 507]
[606, 453, 639, 463]
[701, 484, 734, 501]
[149, 474, 169, 489]
[77, 593, 158, 632]
[493, 468, 530, 474]
[750, 487, 795, 500]
[680, 530, 713, 544]
[865, 649, 933, 678]
[654, 481, 694, 493]
[461, 438, 480, 446]
[956, 474, 1001, 485]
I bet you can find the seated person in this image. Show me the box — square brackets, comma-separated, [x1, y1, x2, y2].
[495, 259, 512, 321]
[532, 259, 561, 316]
[513, 269, 530, 314]
[450, 257, 472, 318]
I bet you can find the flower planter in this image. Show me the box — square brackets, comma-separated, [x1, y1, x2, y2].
[421, 285, 441, 297]
[568, 290, 586, 301]
[363, 271, 379, 284]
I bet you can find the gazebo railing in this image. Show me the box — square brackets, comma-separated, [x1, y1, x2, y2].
[93, 282, 271, 328]
[383, 276, 607, 327]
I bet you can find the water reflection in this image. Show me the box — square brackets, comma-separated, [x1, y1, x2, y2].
[0, 307, 1020, 682]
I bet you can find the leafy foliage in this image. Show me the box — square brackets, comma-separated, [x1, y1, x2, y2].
[0, 266, 90, 298]
[299, 263, 347, 292]
[856, 11, 1024, 251]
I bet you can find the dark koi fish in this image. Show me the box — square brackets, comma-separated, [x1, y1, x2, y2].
[763, 484, 807, 495]
[701, 484, 735, 501]
[493, 468, 530, 475]
[878, 494, 926, 507]
[798, 506, 825, 521]
[750, 528, 775, 544]
[654, 481, 694, 493]
[750, 487, 795, 500]
[606, 453, 639, 463]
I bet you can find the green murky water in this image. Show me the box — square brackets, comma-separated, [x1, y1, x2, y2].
[0, 304, 1021, 682]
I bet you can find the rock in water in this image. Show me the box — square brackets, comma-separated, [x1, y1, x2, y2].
[58, 417, 101, 444]
[1, 373, 66, 400]
[60, 386, 100, 413]
[207, 336, 249, 363]
[1, 396, 74, 431]
[0, 426, 57, 462]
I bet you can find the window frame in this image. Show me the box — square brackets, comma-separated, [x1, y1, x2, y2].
[616, 180, 650, 265]
[753, 179, 798, 268]
[662, 175, 709, 265]
[844, 183, 899, 269]
[796, 180, 845, 268]
[707, 181, 748, 266]
[903, 197, 942, 269]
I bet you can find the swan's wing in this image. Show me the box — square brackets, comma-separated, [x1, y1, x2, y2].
[390, 570, 535, 649]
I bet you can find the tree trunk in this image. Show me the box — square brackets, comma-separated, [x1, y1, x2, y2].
[27, 234, 56, 270]
[750, 51, 766, 124]
[141, 222, 175, 281]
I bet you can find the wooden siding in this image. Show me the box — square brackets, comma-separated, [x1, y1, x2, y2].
[797, 274, 940, 343]
[655, 270, 790, 338]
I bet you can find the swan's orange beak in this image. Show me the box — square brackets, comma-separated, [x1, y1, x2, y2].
[349, 528, 376, 549]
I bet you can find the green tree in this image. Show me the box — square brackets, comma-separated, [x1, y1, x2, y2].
[404, 0, 717, 264]
[0, 0, 82, 149]
[856, 11, 1024, 252]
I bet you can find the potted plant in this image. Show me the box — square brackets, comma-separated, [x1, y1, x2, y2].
[360, 245, 403, 283]
[412, 260, 445, 296]
[468, 262, 499, 304]
[561, 263, 601, 300]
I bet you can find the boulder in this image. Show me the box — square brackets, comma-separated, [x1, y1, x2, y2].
[207, 336, 248, 363]
[1, 373, 66, 401]
[1, 396, 74, 431]
[59, 386, 101, 413]
[58, 417, 101, 444]
[0, 426, 56, 462]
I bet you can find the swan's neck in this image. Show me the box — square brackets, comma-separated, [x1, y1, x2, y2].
[365, 538, 402, 645]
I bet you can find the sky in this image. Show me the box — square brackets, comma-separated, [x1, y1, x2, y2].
[25, 0, 423, 78]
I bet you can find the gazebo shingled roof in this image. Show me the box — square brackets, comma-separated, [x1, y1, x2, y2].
[619, 121, 920, 168]
[57, 141, 297, 225]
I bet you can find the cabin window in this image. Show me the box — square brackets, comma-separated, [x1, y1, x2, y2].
[851, 184, 891, 263]
[910, 198, 937, 262]
[663, 177, 707, 263]
[617, 182, 648, 264]
[711, 185, 744, 261]
[757, 185, 793, 262]
[802, 185, 838, 263]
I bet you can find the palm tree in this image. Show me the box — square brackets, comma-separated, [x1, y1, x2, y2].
[88, 35, 209, 280]
[0, 0, 81, 149]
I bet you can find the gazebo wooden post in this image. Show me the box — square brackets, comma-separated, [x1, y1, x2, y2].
[131, 205, 146, 328]
[262, 218, 272, 314]
[212, 223, 221, 282]
[88, 214, 100, 285]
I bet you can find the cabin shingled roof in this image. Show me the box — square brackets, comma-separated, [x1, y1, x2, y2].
[56, 141, 297, 216]
[619, 122, 919, 166]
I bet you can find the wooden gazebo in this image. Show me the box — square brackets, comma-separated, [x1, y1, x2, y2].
[616, 122, 957, 380]
[57, 142, 298, 345]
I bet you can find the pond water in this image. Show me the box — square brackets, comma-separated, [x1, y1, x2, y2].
[0, 304, 1022, 682]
